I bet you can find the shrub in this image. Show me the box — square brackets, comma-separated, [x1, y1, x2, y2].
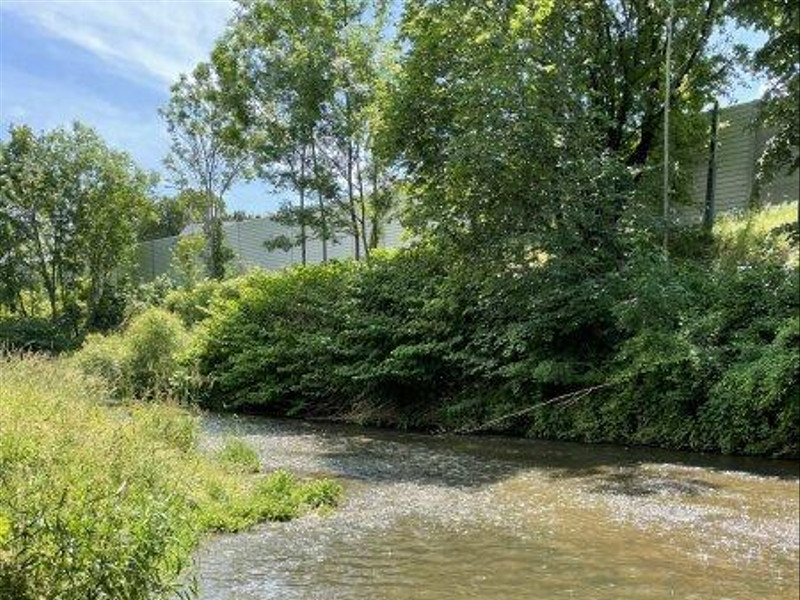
[165, 278, 240, 326]
[74, 332, 131, 397]
[190, 227, 799, 456]
[700, 317, 799, 456]
[192, 262, 356, 413]
[75, 307, 190, 400]
[0, 315, 82, 353]
[124, 275, 175, 319]
[125, 308, 188, 399]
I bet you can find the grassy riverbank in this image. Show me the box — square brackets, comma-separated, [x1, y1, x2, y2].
[187, 204, 798, 457]
[0, 355, 340, 600]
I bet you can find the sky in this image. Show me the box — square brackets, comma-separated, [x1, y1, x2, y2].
[0, 0, 767, 214]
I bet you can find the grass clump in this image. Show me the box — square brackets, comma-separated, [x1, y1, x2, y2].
[0, 354, 341, 600]
[217, 437, 261, 473]
[714, 201, 799, 265]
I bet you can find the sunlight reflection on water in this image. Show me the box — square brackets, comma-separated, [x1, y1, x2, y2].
[196, 415, 799, 600]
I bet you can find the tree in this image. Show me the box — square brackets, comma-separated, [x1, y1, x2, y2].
[731, 0, 799, 181]
[162, 62, 251, 278]
[0, 123, 153, 324]
[139, 190, 209, 240]
[170, 233, 207, 288]
[212, 0, 395, 263]
[388, 0, 734, 259]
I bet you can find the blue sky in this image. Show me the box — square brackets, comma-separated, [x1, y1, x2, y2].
[0, 1, 766, 214]
[0, 0, 276, 212]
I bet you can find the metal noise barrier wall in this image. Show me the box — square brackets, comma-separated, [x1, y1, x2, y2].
[136, 218, 406, 282]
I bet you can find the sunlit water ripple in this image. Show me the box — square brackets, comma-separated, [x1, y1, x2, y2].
[195, 415, 799, 600]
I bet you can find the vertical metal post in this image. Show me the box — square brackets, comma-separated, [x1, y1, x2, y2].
[663, 0, 674, 256]
[703, 100, 719, 230]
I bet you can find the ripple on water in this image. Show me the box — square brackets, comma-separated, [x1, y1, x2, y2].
[196, 415, 800, 600]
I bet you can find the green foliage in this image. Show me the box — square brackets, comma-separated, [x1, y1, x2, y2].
[193, 261, 355, 412]
[76, 307, 189, 400]
[0, 122, 155, 326]
[198, 470, 343, 532]
[124, 274, 175, 318]
[204, 216, 235, 279]
[139, 190, 210, 241]
[0, 355, 341, 599]
[130, 402, 200, 454]
[162, 59, 251, 279]
[171, 233, 207, 288]
[211, 0, 395, 262]
[75, 332, 131, 396]
[217, 437, 261, 473]
[713, 202, 799, 265]
[388, 0, 728, 257]
[731, 0, 799, 178]
[165, 278, 240, 326]
[122, 308, 189, 400]
[0, 315, 83, 353]
[190, 207, 799, 456]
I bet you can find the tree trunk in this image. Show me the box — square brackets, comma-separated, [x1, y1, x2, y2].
[370, 160, 381, 250]
[311, 139, 328, 262]
[29, 217, 58, 319]
[346, 141, 361, 261]
[355, 148, 370, 259]
[299, 145, 308, 266]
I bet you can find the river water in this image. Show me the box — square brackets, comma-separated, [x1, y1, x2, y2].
[196, 416, 799, 600]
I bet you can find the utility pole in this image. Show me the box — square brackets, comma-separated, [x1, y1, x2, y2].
[662, 0, 674, 256]
[703, 100, 720, 231]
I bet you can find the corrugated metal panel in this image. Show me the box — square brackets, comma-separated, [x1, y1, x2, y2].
[137, 216, 407, 281]
[688, 100, 799, 220]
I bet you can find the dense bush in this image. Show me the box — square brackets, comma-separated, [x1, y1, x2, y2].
[191, 227, 799, 456]
[165, 278, 241, 326]
[76, 307, 192, 400]
[0, 355, 341, 600]
[0, 315, 83, 353]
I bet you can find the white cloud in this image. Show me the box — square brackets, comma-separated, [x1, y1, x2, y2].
[0, 0, 234, 88]
[1, 63, 167, 170]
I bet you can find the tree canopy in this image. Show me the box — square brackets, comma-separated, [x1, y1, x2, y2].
[0, 123, 154, 327]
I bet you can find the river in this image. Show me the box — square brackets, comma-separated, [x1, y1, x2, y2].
[196, 415, 799, 600]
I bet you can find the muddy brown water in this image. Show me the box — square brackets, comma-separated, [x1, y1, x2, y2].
[196, 416, 799, 600]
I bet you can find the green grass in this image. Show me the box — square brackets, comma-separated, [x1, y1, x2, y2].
[0, 354, 341, 600]
[216, 437, 262, 474]
[715, 201, 798, 237]
[714, 201, 798, 265]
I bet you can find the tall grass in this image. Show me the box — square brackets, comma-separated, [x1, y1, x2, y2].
[0, 354, 341, 600]
[714, 201, 799, 265]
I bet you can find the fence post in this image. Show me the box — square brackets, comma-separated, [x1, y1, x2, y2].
[150, 240, 155, 280]
[703, 100, 719, 230]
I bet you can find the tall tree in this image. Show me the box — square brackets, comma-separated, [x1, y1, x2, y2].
[388, 0, 733, 258]
[0, 123, 153, 324]
[731, 0, 799, 181]
[162, 62, 251, 278]
[213, 0, 334, 264]
[212, 0, 394, 262]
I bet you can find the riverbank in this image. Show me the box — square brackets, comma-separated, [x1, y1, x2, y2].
[0, 355, 340, 600]
[185, 205, 798, 458]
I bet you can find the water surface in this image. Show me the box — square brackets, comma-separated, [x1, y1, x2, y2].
[197, 416, 799, 600]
